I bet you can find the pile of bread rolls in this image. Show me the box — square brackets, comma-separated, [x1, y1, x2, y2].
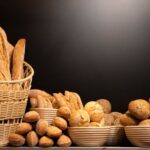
[119, 99, 150, 126]
[9, 111, 72, 147]
[0, 27, 26, 90]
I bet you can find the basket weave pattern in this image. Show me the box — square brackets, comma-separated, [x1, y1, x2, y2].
[0, 62, 34, 146]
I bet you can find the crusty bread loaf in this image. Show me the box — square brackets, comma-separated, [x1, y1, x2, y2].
[0, 33, 11, 81]
[12, 39, 25, 80]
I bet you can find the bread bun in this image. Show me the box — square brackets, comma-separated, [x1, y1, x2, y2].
[139, 119, 150, 126]
[23, 111, 40, 123]
[128, 99, 150, 120]
[39, 136, 54, 147]
[47, 126, 62, 138]
[57, 135, 72, 147]
[53, 117, 67, 130]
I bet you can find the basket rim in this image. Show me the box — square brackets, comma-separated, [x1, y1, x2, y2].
[0, 62, 34, 84]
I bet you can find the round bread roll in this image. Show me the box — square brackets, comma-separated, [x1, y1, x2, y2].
[103, 114, 115, 126]
[16, 122, 32, 135]
[23, 111, 40, 123]
[97, 99, 112, 113]
[84, 101, 103, 116]
[113, 118, 123, 126]
[120, 114, 138, 126]
[57, 106, 71, 119]
[139, 119, 150, 126]
[36, 119, 49, 136]
[9, 133, 25, 146]
[26, 131, 39, 147]
[128, 99, 150, 120]
[69, 109, 90, 127]
[111, 112, 123, 120]
[53, 117, 68, 130]
[57, 135, 72, 147]
[90, 110, 104, 122]
[89, 122, 102, 127]
[39, 136, 54, 147]
[47, 126, 62, 138]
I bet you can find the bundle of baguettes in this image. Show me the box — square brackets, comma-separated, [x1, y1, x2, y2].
[0, 26, 26, 90]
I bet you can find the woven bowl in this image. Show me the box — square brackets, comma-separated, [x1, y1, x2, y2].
[68, 127, 110, 146]
[30, 108, 57, 125]
[106, 126, 125, 146]
[125, 126, 150, 147]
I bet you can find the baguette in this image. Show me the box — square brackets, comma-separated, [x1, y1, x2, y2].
[29, 89, 52, 98]
[0, 33, 11, 81]
[12, 39, 25, 80]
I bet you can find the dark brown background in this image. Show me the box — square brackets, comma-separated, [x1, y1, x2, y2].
[0, 0, 150, 112]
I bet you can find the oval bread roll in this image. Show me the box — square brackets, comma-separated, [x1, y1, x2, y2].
[57, 106, 71, 119]
[57, 135, 72, 147]
[26, 131, 39, 147]
[139, 119, 150, 126]
[36, 119, 49, 136]
[39, 136, 54, 147]
[53, 117, 68, 130]
[47, 126, 62, 138]
[16, 122, 32, 135]
[9, 133, 25, 146]
[23, 111, 40, 123]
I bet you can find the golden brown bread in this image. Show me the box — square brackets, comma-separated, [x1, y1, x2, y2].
[69, 109, 90, 127]
[39, 136, 54, 147]
[120, 114, 138, 126]
[47, 126, 62, 138]
[12, 39, 25, 80]
[26, 131, 39, 147]
[57, 135, 72, 147]
[16, 122, 32, 135]
[30, 98, 38, 108]
[23, 111, 40, 123]
[97, 99, 112, 113]
[9, 133, 25, 146]
[139, 119, 150, 126]
[57, 106, 71, 119]
[0, 32, 11, 81]
[128, 99, 150, 120]
[90, 110, 104, 122]
[103, 114, 115, 126]
[53, 117, 68, 130]
[111, 112, 123, 120]
[36, 119, 49, 136]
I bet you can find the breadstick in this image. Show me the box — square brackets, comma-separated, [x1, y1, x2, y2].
[12, 39, 25, 80]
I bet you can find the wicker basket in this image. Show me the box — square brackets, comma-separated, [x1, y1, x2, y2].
[0, 62, 34, 146]
[30, 108, 57, 125]
[0, 118, 22, 146]
[0, 62, 34, 119]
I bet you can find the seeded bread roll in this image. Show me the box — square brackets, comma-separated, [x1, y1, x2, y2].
[128, 99, 150, 120]
[12, 39, 25, 80]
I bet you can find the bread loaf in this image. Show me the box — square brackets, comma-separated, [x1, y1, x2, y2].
[36, 119, 48, 136]
[12, 39, 25, 80]
[23, 111, 40, 123]
[9, 133, 25, 146]
[39, 136, 54, 147]
[16, 122, 32, 135]
[26, 131, 39, 147]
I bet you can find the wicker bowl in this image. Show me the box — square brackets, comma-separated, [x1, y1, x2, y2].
[68, 127, 110, 146]
[125, 126, 150, 147]
[30, 108, 57, 125]
[106, 126, 125, 146]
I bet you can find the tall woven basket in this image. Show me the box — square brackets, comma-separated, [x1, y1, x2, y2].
[0, 62, 34, 146]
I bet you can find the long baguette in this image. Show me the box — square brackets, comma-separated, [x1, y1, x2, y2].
[12, 39, 25, 80]
[0, 33, 11, 80]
